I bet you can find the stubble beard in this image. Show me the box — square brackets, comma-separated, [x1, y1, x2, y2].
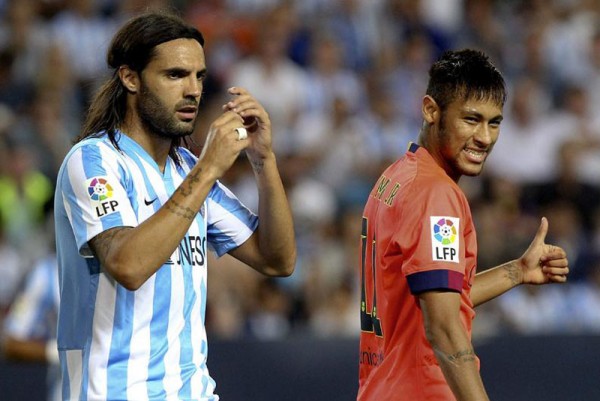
[137, 83, 196, 140]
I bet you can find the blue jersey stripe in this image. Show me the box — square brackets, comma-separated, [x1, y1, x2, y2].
[107, 287, 135, 400]
[147, 266, 171, 399]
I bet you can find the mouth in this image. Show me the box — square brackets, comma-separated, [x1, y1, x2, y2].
[463, 147, 487, 163]
[176, 106, 197, 121]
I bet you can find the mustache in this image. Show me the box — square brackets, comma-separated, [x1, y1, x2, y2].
[176, 99, 199, 108]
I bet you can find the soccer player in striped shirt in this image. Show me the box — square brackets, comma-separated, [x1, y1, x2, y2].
[54, 11, 296, 401]
[357, 49, 570, 400]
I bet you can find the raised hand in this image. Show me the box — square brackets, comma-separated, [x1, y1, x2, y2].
[222, 86, 273, 166]
[518, 217, 569, 285]
[198, 110, 249, 180]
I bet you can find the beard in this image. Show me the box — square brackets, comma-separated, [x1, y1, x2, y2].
[137, 82, 197, 140]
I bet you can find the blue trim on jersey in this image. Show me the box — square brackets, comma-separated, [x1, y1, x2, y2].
[80, 143, 126, 235]
[406, 269, 463, 294]
[207, 183, 259, 256]
[107, 287, 135, 400]
[59, 163, 88, 255]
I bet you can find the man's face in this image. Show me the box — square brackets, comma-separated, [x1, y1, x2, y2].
[434, 97, 503, 181]
[137, 38, 206, 139]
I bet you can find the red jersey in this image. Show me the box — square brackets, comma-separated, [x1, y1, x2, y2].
[357, 143, 478, 401]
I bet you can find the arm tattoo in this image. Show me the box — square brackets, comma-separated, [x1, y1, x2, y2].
[165, 198, 196, 221]
[178, 168, 201, 197]
[89, 227, 130, 264]
[445, 348, 476, 364]
[502, 263, 522, 286]
[250, 158, 264, 174]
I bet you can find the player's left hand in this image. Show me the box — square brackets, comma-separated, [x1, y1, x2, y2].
[518, 217, 569, 285]
[223, 87, 273, 163]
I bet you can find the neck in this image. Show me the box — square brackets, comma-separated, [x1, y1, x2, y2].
[120, 117, 172, 172]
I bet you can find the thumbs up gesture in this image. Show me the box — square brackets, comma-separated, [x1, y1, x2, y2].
[518, 217, 570, 285]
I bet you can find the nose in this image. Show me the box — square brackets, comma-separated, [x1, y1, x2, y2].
[185, 76, 202, 99]
[474, 123, 494, 147]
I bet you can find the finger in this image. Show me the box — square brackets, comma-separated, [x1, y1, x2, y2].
[532, 216, 549, 245]
[225, 96, 260, 115]
[540, 247, 567, 262]
[228, 86, 248, 96]
[542, 266, 569, 276]
[541, 258, 569, 268]
[214, 110, 244, 127]
[547, 274, 568, 283]
[235, 127, 248, 141]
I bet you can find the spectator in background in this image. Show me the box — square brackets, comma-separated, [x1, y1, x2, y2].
[0, 140, 54, 264]
[2, 215, 60, 401]
[226, 4, 309, 156]
[0, 220, 24, 327]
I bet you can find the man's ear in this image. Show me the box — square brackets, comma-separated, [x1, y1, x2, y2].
[118, 65, 139, 93]
[422, 95, 440, 125]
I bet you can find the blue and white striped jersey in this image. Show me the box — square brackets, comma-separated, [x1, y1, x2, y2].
[54, 131, 258, 401]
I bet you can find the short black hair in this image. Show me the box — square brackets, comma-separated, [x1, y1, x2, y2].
[426, 49, 507, 111]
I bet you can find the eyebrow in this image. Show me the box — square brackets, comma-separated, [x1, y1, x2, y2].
[463, 109, 503, 122]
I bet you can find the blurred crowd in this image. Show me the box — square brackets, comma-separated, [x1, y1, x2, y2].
[1, 0, 600, 349]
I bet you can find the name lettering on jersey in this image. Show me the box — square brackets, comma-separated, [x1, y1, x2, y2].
[371, 175, 401, 207]
[172, 235, 207, 267]
[384, 183, 400, 206]
[359, 347, 385, 367]
[86, 177, 120, 218]
[374, 175, 390, 199]
[430, 216, 460, 263]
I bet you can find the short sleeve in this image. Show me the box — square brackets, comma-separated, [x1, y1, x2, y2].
[206, 181, 258, 257]
[56, 142, 138, 256]
[398, 179, 468, 294]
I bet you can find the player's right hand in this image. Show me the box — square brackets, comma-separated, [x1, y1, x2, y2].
[198, 111, 250, 179]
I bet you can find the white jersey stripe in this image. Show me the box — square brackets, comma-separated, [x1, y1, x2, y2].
[65, 349, 83, 400]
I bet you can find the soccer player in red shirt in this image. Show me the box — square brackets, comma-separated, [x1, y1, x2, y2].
[357, 49, 570, 401]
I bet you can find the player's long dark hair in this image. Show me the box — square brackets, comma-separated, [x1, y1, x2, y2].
[77, 10, 205, 165]
[426, 49, 507, 110]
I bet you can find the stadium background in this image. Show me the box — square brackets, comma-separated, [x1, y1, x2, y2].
[1, 0, 600, 399]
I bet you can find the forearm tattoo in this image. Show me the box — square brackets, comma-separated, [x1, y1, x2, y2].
[250, 158, 264, 174]
[502, 262, 522, 286]
[178, 168, 201, 197]
[165, 197, 196, 221]
[445, 348, 476, 365]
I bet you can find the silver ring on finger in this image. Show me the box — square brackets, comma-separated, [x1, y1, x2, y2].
[235, 127, 248, 141]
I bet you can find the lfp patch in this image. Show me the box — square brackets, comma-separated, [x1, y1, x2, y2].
[86, 177, 119, 217]
[430, 216, 460, 263]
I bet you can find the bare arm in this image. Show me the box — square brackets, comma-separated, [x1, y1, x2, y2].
[471, 217, 569, 307]
[90, 111, 249, 290]
[223, 87, 296, 277]
[419, 291, 489, 401]
[3, 337, 54, 363]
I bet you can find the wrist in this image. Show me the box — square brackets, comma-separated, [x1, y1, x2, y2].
[511, 259, 525, 286]
[248, 151, 276, 175]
